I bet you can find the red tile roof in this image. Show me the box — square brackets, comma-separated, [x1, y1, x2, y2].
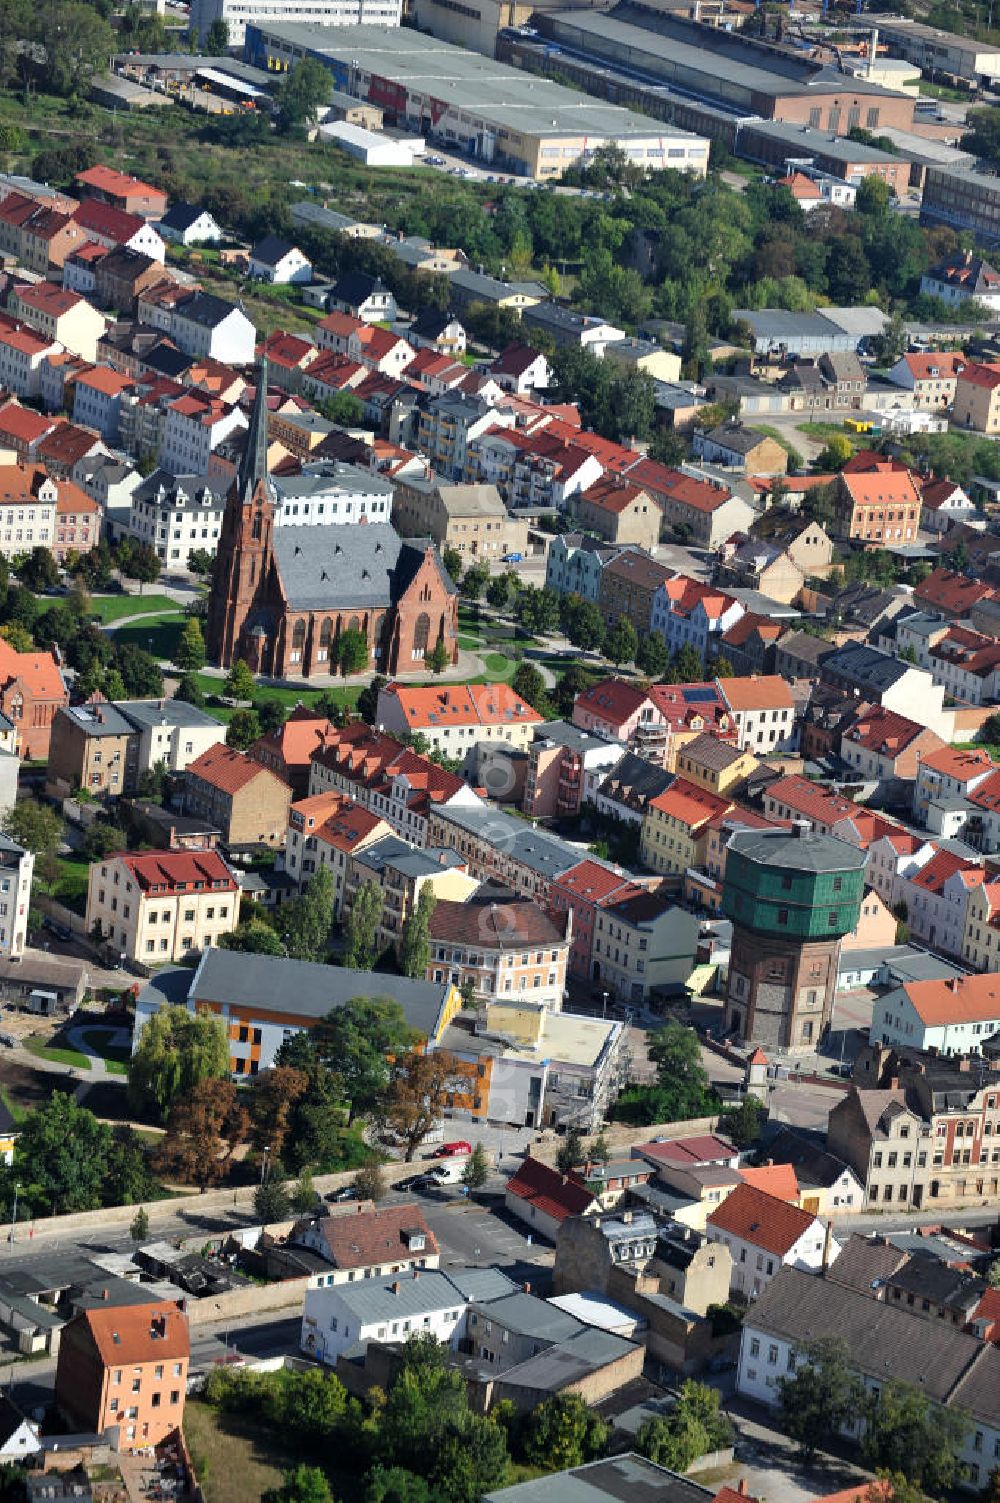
[186, 743, 282, 796]
[897, 972, 1000, 1026]
[75, 164, 166, 205]
[909, 848, 984, 898]
[720, 675, 794, 712]
[429, 898, 567, 948]
[113, 848, 237, 895]
[738, 1162, 799, 1202]
[555, 859, 635, 904]
[649, 777, 732, 830]
[955, 360, 1000, 391]
[381, 680, 541, 731]
[628, 460, 733, 513]
[900, 352, 967, 384]
[706, 1181, 817, 1255]
[914, 567, 995, 617]
[305, 1203, 439, 1269]
[0, 635, 65, 701]
[638, 1134, 736, 1166]
[765, 773, 859, 826]
[251, 705, 336, 770]
[842, 707, 929, 757]
[573, 678, 653, 726]
[79, 1302, 188, 1367]
[73, 199, 146, 244]
[505, 1156, 595, 1224]
[580, 475, 647, 515]
[491, 343, 545, 376]
[918, 745, 997, 782]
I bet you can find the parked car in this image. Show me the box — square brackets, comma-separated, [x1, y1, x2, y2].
[434, 1140, 472, 1157]
[325, 1185, 359, 1203]
[0, 1033, 15, 1048]
[501, 552, 522, 563]
[395, 1173, 436, 1192]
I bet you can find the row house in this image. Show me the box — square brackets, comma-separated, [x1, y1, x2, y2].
[544, 532, 632, 604]
[93, 246, 164, 314]
[523, 720, 623, 820]
[575, 475, 660, 552]
[0, 325, 59, 400]
[831, 456, 921, 544]
[283, 790, 391, 913]
[307, 723, 483, 849]
[887, 350, 966, 410]
[300, 350, 367, 403]
[828, 1061, 1000, 1212]
[72, 366, 135, 443]
[63, 239, 111, 297]
[425, 892, 570, 1010]
[872, 971, 1000, 1057]
[159, 391, 247, 476]
[962, 879, 1000, 972]
[592, 752, 673, 828]
[640, 778, 734, 879]
[548, 859, 639, 980]
[913, 744, 996, 827]
[865, 829, 937, 909]
[36, 420, 107, 483]
[119, 377, 188, 463]
[375, 680, 542, 772]
[343, 836, 477, 963]
[416, 393, 510, 481]
[626, 460, 758, 549]
[898, 847, 986, 958]
[8, 283, 106, 363]
[921, 477, 979, 532]
[424, 802, 581, 905]
[0, 402, 57, 460]
[963, 770, 1000, 853]
[650, 576, 744, 667]
[720, 612, 785, 678]
[590, 887, 700, 1003]
[138, 287, 256, 366]
[40, 350, 91, 414]
[762, 773, 861, 834]
[927, 626, 1000, 706]
[706, 1182, 834, 1301]
[913, 567, 995, 622]
[599, 550, 673, 635]
[72, 198, 165, 261]
[839, 707, 945, 790]
[719, 675, 797, 753]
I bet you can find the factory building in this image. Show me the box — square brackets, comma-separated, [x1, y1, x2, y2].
[244, 21, 710, 180]
[533, 6, 917, 136]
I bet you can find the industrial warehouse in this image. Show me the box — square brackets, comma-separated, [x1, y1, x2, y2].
[243, 21, 711, 179]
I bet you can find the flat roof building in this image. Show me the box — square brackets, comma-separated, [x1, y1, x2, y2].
[922, 165, 1000, 244]
[244, 22, 710, 180]
[851, 15, 1000, 86]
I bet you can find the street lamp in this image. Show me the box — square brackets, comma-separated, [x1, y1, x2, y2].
[8, 1182, 19, 1245]
[260, 1145, 270, 1186]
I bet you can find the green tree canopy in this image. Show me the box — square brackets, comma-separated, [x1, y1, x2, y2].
[313, 996, 419, 1122]
[399, 885, 436, 980]
[128, 1004, 230, 1124]
[777, 1336, 865, 1458]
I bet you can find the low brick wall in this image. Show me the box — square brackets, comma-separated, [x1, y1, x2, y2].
[183, 1276, 313, 1328]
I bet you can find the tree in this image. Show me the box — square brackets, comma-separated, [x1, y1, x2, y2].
[175, 617, 206, 672]
[358, 674, 388, 726]
[248, 1066, 310, 1158]
[673, 642, 704, 682]
[564, 598, 605, 654]
[425, 640, 450, 676]
[637, 632, 669, 678]
[366, 1469, 431, 1503]
[82, 820, 127, 862]
[556, 1126, 585, 1174]
[263, 1465, 334, 1503]
[127, 1003, 229, 1124]
[18, 547, 59, 592]
[588, 1129, 611, 1164]
[9, 1094, 111, 1216]
[175, 673, 206, 708]
[856, 174, 891, 217]
[343, 880, 384, 971]
[119, 541, 161, 595]
[605, 617, 638, 667]
[988, 1256, 1000, 1288]
[777, 1336, 865, 1458]
[486, 573, 516, 612]
[382, 1049, 460, 1160]
[817, 433, 854, 471]
[979, 714, 1000, 749]
[221, 919, 286, 956]
[636, 1381, 731, 1471]
[872, 311, 907, 367]
[113, 642, 163, 698]
[130, 1205, 150, 1242]
[226, 659, 256, 701]
[255, 1176, 291, 1223]
[36, 1, 115, 96]
[188, 548, 215, 577]
[511, 662, 549, 714]
[462, 1142, 489, 1189]
[3, 799, 62, 855]
[313, 996, 418, 1122]
[647, 1021, 715, 1118]
[860, 1379, 969, 1492]
[227, 708, 262, 750]
[353, 1157, 386, 1202]
[521, 1394, 608, 1472]
[399, 885, 436, 980]
[204, 16, 230, 51]
[291, 1166, 317, 1213]
[283, 864, 334, 962]
[335, 628, 369, 677]
[154, 1078, 250, 1189]
[0, 623, 33, 653]
[460, 561, 490, 602]
[274, 55, 333, 133]
[443, 547, 462, 582]
[718, 1095, 765, 1149]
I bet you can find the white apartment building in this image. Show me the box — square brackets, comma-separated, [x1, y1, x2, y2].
[191, 0, 401, 47]
[872, 973, 1000, 1057]
[126, 471, 224, 565]
[301, 1267, 510, 1368]
[158, 393, 247, 476]
[0, 835, 33, 959]
[117, 699, 225, 781]
[706, 1184, 836, 1301]
[0, 474, 57, 554]
[864, 830, 937, 908]
[0, 327, 59, 401]
[913, 746, 996, 826]
[156, 291, 256, 366]
[86, 849, 239, 965]
[272, 463, 394, 524]
[897, 850, 984, 959]
[719, 677, 798, 753]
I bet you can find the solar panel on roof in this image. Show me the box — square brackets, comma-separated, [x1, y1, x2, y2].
[683, 687, 716, 703]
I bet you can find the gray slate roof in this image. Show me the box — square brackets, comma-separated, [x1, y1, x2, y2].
[821, 642, 913, 694]
[164, 948, 455, 1037]
[728, 826, 867, 875]
[432, 804, 582, 881]
[746, 1266, 1000, 1418]
[118, 698, 223, 732]
[325, 1265, 515, 1325]
[483, 1454, 713, 1503]
[272, 522, 453, 611]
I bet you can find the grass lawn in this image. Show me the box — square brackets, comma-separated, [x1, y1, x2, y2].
[457, 633, 484, 650]
[481, 651, 518, 681]
[22, 1037, 90, 1071]
[795, 421, 862, 445]
[79, 1027, 131, 1064]
[113, 612, 186, 663]
[184, 1400, 350, 1503]
[192, 675, 362, 724]
[751, 424, 803, 458]
[42, 854, 91, 914]
[90, 594, 181, 624]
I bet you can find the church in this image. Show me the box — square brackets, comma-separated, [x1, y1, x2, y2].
[206, 364, 459, 680]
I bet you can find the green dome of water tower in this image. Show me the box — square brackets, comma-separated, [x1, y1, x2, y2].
[721, 822, 867, 1053]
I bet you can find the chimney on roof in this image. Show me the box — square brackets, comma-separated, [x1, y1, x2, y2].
[391, 1280, 400, 1295]
[101, 1288, 109, 1300]
[948, 976, 961, 991]
[889, 1076, 899, 1090]
[413, 1268, 420, 1281]
[822, 1220, 835, 1273]
[738, 1483, 748, 1497]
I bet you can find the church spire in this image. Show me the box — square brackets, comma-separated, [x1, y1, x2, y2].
[237, 356, 270, 502]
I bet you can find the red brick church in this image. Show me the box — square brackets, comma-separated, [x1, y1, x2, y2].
[206, 364, 458, 680]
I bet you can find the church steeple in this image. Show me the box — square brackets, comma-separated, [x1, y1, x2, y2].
[205, 357, 277, 670]
[237, 355, 270, 502]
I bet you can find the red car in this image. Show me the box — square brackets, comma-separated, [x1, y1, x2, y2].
[434, 1141, 472, 1157]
